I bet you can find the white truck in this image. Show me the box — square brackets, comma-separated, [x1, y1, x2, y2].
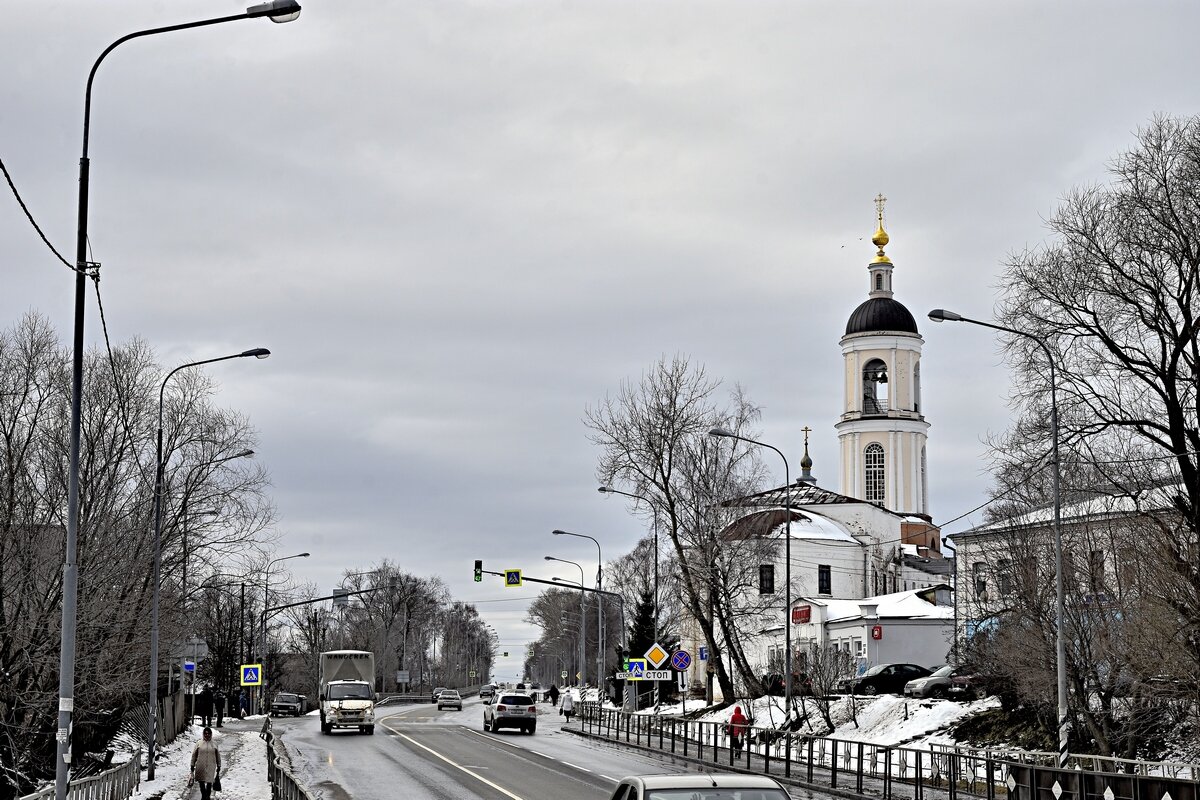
[318, 650, 377, 735]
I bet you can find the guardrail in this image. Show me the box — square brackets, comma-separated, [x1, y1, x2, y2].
[575, 703, 1200, 800]
[18, 750, 142, 800]
[264, 719, 318, 800]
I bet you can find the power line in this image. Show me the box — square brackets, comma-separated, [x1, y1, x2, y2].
[0, 154, 77, 272]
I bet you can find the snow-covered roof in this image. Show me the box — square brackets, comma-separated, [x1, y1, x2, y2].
[770, 512, 859, 543]
[955, 483, 1183, 538]
[802, 586, 954, 623]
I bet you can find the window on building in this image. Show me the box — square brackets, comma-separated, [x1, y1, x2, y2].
[1089, 550, 1106, 592]
[818, 564, 832, 595]
[862, 359, 889, 414]
[875, 273, 883, 292]
[973, 561, 987, 599]
[865, 443, 885, 504]
[759, 564, 775, 595]
[997, 558, 1012, 595]
[914, 362, 921, 413]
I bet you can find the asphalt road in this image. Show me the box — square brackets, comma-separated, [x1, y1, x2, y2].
[272, 697, 710, 800]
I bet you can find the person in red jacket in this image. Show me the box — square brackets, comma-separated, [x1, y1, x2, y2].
[727, 705, 750, 756]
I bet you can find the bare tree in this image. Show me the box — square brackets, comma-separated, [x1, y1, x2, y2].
[586, 354, 768, 702]
[975, 114, 1200, 755]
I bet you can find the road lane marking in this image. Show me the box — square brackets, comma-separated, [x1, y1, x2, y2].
[559, 761, 590, 772]
[394, 731, 527, 800]
[463, 730, 618, 784]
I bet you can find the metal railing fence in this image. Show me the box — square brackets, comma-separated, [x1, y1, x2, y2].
[263, 719, 318, 800]
[18, 751, 142, 800]
[576, 702, 1200, 800]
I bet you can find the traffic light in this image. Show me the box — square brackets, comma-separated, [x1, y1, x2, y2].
[474, 559, 483, 582]
[503, 651, 509, 658]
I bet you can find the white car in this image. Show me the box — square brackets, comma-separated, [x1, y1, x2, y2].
[608, 773, 790, 800]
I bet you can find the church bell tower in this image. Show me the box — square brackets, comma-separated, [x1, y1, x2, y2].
[834, 196, 931, 517]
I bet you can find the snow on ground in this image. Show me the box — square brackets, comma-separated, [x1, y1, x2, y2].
[117, 717, 273, 800]
[619, 692, 1000, 748]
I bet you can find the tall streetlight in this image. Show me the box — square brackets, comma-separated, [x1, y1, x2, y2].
[598, 485, 660, 643]
[260, 551, 310, 710]
[546, 556, 586, 687]
[58, 4, 300, 794]
[928, 307, 1068, 766]
[708, 427, 794, 716]
[552, 530, 603, 687]
[148, 350, 268, 776]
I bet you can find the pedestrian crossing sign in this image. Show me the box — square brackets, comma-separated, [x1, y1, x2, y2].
[241, 664, 262, 686]
[505, 569, 522, 587]
[627, 658, 648, 681]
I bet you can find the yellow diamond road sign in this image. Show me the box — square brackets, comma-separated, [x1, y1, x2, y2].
[644, 643, 670, 669]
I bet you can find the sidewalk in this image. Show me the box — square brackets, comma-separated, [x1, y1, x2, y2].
[127, 716, 273, 800]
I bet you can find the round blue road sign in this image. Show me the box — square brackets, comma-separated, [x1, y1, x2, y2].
[671, 650, 692, 670]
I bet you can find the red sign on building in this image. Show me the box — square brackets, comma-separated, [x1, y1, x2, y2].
[871, 625, 883, 640]
[792, 605, 811, 624]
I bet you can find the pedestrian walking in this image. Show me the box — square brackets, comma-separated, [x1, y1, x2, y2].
[189, 727, 221, 800]
[198, 686, 214, 728]
[213, 689, 226, 728]
[727, 705, 749, 756]
[548, 685, 560, 706]
[560, 691, 574, 722]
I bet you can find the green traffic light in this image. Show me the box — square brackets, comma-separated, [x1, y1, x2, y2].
[474, 559, 483, 582]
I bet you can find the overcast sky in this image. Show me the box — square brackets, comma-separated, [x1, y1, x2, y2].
[4, 1, 1197, 682]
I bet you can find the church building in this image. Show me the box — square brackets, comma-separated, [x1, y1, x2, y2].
[680, 199, 954, 696]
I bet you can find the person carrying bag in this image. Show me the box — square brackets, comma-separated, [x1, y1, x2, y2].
[190, 727, 221, 800]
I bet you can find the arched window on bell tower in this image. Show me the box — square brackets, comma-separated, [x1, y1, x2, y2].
[863, 359, 889, 415]
[865, 443, 885, 504]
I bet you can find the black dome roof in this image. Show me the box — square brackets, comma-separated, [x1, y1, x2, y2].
[845, 297, 919, 336]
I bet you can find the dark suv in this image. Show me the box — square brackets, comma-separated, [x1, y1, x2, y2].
[840, 663, 932, 695]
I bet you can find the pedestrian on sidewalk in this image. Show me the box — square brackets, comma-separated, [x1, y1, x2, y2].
[548, 685, 560, 706]
[727, 705, 749, 757]
[198, 685, 214, 728]
[213, 689, 226, 728]
[190, 727, 222, 800]
[560, 691, 574, 722]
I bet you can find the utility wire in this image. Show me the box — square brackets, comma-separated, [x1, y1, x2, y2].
[92, 273, 149, 475]
[0, 154, 78, 272]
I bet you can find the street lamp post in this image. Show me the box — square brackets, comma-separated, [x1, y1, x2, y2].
[598, 486, 660, 642]
[260, 552, 310, 711]
[928, 307, 1068, 767]
[148, 350, 268, 776]
[708, 427, 794, 716]
[551, 530, 603, 687]
[58, 5, 300, 793]
[546, 556, 586, 687]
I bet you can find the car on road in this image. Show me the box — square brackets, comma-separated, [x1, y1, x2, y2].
[903, 665, 958, 698]
[271, 692, 304, 717]
[608, 773, 791, 800]
[483, 692, 537, 734]
[839, 663, 932, 695]
[479, 684, 496, 700]
[437, 689, 463, 711]
[432, 687, 448, 702]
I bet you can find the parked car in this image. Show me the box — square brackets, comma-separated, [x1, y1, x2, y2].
[840, 663, 932, 695]
[607, 773, 791, 800]
[271, 692, 304, 717]
[483, 692, 537, 734]
[437, 689, 463, 711]
[479, 684, 496, 700]
[947, 671, 988, 701]
[903, 665, 959, 698]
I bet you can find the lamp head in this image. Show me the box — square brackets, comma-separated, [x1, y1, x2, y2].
[298, 552, 310, 558]
[246, 0, 301, 22]
[928, 309, 963, 323]
[708, 426, 735, 438]
[238, 449, 256, 458]
[544, 556, 555, 562]
[241, 347, 271, 359]
[598, 486, 610, 493]
[551, 529, 565, 536]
